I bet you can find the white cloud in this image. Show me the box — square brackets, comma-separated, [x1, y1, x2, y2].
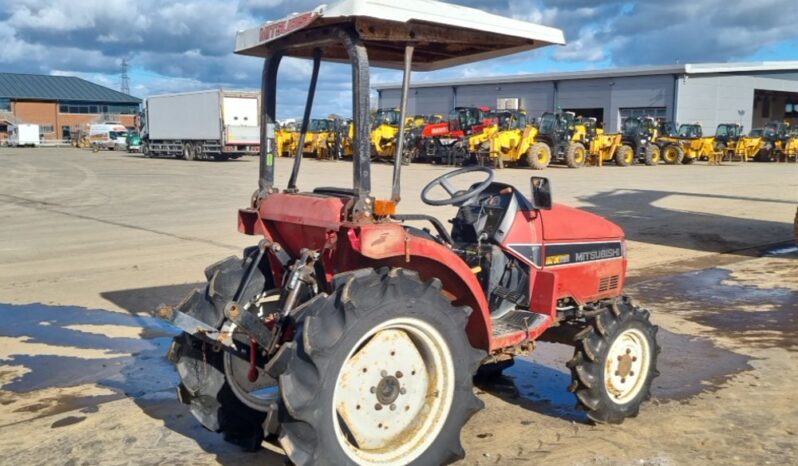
[0, 0, 797, 118]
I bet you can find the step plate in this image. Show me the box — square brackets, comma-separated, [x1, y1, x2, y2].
[491, 310, 548, 337]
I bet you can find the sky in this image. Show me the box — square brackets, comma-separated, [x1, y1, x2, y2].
[1, 0, 797, 118]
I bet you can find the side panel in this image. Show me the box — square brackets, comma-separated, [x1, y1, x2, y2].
[146, 90, 222, 140]
[543, 241, 627, 304]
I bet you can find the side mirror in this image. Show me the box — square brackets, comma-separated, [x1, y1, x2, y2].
[530, 176, 552, 210]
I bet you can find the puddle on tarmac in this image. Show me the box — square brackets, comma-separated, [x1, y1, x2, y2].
[50, 415, 86, 428]
[633, 267, 798, 352]
[0, 303, 179, 421]
[477, 327, 751, 422]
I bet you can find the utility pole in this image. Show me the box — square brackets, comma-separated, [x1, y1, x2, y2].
[120, 59, 130, 95]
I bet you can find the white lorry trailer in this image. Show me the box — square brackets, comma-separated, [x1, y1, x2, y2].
[7, 124, 40, 147]
[142, 90, 260, 161]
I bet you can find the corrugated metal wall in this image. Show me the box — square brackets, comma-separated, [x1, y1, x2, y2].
[378, 70, 798, 133]
[677, 73, 798, 133]
[379, 75, 675, 131]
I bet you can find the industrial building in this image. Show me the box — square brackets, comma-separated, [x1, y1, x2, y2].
[376, 61, 798, 134]
[0, 73, 141, 142]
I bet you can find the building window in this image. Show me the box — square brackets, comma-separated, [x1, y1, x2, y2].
[0, 98, 10, 112]
[39, 125, 54, 134]
[59, 101, 139, 115]
[0, 124, 7, 133]
[786, 102, 798, 118]
[619, 107, 667, 121]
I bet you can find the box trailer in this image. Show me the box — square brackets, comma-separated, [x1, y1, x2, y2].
[8, 124, 40, 147]
[142, 89, 260, 161]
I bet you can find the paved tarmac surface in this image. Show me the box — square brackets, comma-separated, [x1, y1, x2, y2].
[1, 147, 796, 465]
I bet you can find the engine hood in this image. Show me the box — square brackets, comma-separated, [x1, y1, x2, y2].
[538, 204, 624, 242]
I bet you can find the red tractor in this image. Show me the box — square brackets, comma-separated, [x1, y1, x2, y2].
[158, 1, 660, 465]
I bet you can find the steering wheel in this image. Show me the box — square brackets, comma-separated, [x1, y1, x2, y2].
[421, 166, 495, 206]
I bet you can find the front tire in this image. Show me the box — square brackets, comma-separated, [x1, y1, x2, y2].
[662, 145, 684, 165]
[565, 142, 587, 168]
[274, 268, 484, 466]
[567, 297, 660, 424]
[643, 145, 660, 166]
[614, 145, 634, 166]
[527, 142, 551, 170]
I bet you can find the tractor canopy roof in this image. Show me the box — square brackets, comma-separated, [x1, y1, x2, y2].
[234, 0, 565, 71]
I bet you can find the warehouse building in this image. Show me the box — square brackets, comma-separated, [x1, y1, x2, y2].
[376, 61, 798, 134]
[0, 73, 141, 142]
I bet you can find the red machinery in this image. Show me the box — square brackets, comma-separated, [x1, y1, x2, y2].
[158, 2, 658, 465]
[421, 106, 496, 164]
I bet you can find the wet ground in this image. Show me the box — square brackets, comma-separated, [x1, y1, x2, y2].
[1, 148, 796, 464]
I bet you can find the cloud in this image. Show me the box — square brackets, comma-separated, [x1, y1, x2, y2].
[0, 0, 796, 118]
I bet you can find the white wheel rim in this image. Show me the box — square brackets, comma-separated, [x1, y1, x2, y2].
[333, 317, 454, 465]
[604, 328, 650, 404]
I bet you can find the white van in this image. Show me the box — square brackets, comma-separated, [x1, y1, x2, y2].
[8, 124, 40, 147]
[89, 123, 129, 150]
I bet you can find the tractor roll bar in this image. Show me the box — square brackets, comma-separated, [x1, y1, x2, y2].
[255, 27, 373, 220]
[258, 53, 282, 196]
[288, 48, 322, 192]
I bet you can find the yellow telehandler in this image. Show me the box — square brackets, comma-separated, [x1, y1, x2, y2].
[275, 120, 298, 157]
[297, 118, 337, 159]
[370, 108, 402, 160]
[578, 118, 623, 166]
[482, 110, 538, 168]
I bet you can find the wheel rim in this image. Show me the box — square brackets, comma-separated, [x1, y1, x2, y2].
[333, 318, 454, 465]
[604, 328, 650, 404]
[651, 147, 660, 163]
[624, 151, 633, 165]
[663, 147, 677, 163]
[575, 147, 585, 164]
[538, 149, 549, 164]
[224, 292, 280, 411]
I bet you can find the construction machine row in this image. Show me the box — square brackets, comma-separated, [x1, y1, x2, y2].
[273, 108, 798, 169]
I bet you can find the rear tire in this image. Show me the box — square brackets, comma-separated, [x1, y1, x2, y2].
[274, 268, 485, 466]
[183, 143, 195, 161]
[168, 251, 274, 450]
[527, 142, 551, 170]
[567, 297, 660, 424]
[565, 142, 587, 168]
[614, 145, 634, 166]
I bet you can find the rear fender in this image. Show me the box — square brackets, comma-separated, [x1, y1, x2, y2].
[342, 223, 492, 350]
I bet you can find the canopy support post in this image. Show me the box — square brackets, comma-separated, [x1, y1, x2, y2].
[339, 29, 373, 221]
[391, 45, 415, 203]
